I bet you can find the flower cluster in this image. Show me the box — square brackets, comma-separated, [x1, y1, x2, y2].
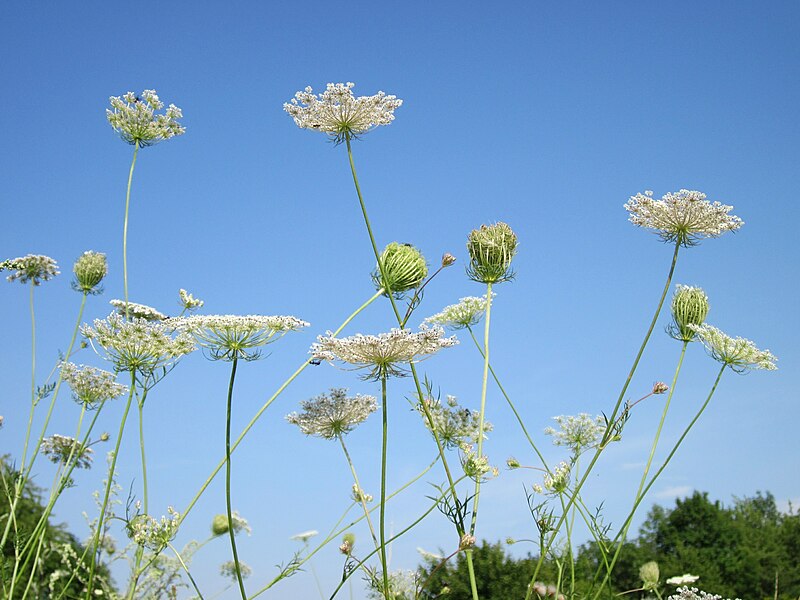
[40, 434, 93, 469]
[424, 294, 494, 330]
[178, 288, 204, 311]
[284, 82, 402, 143]
[667, 587, 741, 600]
[667, 574, 700, 586]
[668, 285, 709, 342]
[531, 582, 566, 600]
[639, 561, 660, 591]
[220, 560, 252, 581]
[173, 314, 309, 361]
[459, 443, 498, 480]
[351, 484, 374, 503]
[466, 222, 518, 284]
[544, 414, 606, 452]
[5, 254, 59, 285]
[60, 362, 128, 407]
[286, 388, 377, 439]
[107, 89, 185, 147]
[624, 189, 743, 246]
[367, 569, 418, 600]
[290, 530, 318, 543]
[211, 511, 251, 537]
[310, 325, 458, 379]
[688, 324, 777, 373]
[109, 299, 168, 321]
[127, 506, 180, 552]
[373, 242, 428, 296]
[541, 461, 571, 493]
[418, 394, 491, 449]
[81, 313, 195, 375]
[72, 251, 107, 294]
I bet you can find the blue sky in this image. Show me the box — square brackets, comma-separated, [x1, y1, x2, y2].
[1, 1, 798, 598]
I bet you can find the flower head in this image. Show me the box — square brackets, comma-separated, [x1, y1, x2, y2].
[417, 394, 491, 449]
[667, 575, 701, 586]
[688, 324, 777, 373]
[220, 560, 252, 581]
[290, 530, 319, 543]
[466, 222, 517, 284]
[543, 461, 571, 493]
[173, 314, 309, 361]
[667, 587, 741, 600]
[287, 388, 377, 439]
[127, 506, 180, 552]
[107, 89, 185, 147]
[339, 532, 356, 555]
[72, 251, 107, 294]
[178, 289, 204, 312]
[373, 242, 428, 296]
[625, 189, 743, 246]
[5, 255, 59, 285]
[639, 561, 660, 591]
[211, 511, 251, 537]
[40, 434, 93, 469]
[60, 362, 128, 408]
[109, 299, 168, 321]
[668, 285, 709, 342]
[544, 414, 606, 452]
[81, 313, 195, 376]
[424, 294, 495, 330]
[284, 82, 402, 144]
[310, 325, 458, 380]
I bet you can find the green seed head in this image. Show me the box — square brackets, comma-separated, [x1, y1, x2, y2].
[639, 561, 660, 591]
[73, 251, 107, 294]
[373, 242, 428, 295]
[211, 514, 229, 536]
[466, 222, 517, 284]
[669, 285, 709, 341]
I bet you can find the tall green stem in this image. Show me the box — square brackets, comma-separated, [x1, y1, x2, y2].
[225, 357, 248, 599]
[379, 374, 390, 599]
[339, 436, 379, 549]
[122, 140, 140, 319]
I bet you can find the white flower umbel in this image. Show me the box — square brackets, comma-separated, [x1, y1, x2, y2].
[310, 325, 458, 380]
[5, 254, 59, 285]
[624, 189, 743, 246]
[109, 299, 168, 321]
[81, 313, 195, 375]
[667, 575, 701, 586]
[178, 288, 204, 311]
[286, 388, 377, 440]
[688, 324, 777, 373]
[544, 413, 606, 452]
[543, 460, 571, 493]
[668, 587, 742, 600]
[40, 434, 93, 469]
[60, 362, 128, 408]
[417, 394, 491, 449]
[284, 82, 403, 143]
[127, 506, 180, 552]
[220, 560, 252, 581]
[173, 314, 309, 361]
[107, 90, 185, 147]
[424, 294, 494, 330]
[290, 530, 319, 543]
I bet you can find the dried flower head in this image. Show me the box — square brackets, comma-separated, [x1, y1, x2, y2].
[625, 189, 743, 246]
[339, 532, 356, 555]
[81, 313, 195, 375]
[173, 314, 309, 361]
[373, 242, 428, 296]
[127, 506, 180, 552]
[441, 253, 456, 267]
[417, 394, 491, 449]
[544, 414, 606, 452]
[107, 90, 185, 147]
[668, 285, 709, 342]
[5, 255, 60, 285]
[109, 299, 168, 321]
[178, 289, 204, 311]
[286, 388, 377, 439]
[310, 325, 458, 379]
[60, 362, 128, 408]
[640, 561, 660, 591]
[652, 381, 669, 395]
[41, 434, 93, 469]
[687, 324, 777, 373]
[211, 511, 251, 537]
[466, 222, 518, 284]
[424, 294, 494, 330]
[459, 534, 476, 550]
[220, 560, 252, 581]
[72, 251, 107, 294]
[284, 82, 402, 144]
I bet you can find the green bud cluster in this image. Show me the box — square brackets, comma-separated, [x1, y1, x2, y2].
[466, 222, 517, 284]
[373, 242, 427, 295]
[669, 285, 709, 341]
[73, 251, 107, 294]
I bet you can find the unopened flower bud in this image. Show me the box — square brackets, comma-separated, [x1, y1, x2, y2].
[373, 242, 428, 295]
[652, 382, 669, 395]
[441, 253, 456, 267]
[339, 532, 355, 555]
[505, 537, 516, 545]
[100, 432, 110, 442]
[72, 251, 108, 294]
[459, 533, 476, 550]
[669, 285, 709, 341]
[639, 561, 660, 591]
[211, 514, 229, 536]
[466, 222, 517, 284]
[506, 457, 520, 469]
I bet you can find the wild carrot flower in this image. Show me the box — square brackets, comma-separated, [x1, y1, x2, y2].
[220, 560, 252, 581]
[543, 461, 571, 493]
[81, 313, 195, 375]
[373, 242, 428, 295]
[107, 89, 185, 147]
[40, 434, 93, 469]
[668, 587, 741, 600]
[72, 251, 107, 294]
[290, 530, 319, 543]
[544, 414, 606, 452]
[687, 324, 777, 373]
[286, 388, 377, 440]
[417, 394, 491, 449]
[624, 189, 743, 246]
[109, 299, 168, 321]
[60, 362, 128, 408]
[351, 484, 373, 503]
[424, 294, 494, 330]
[173, 314, 309, 361]
[667, 574, 700, 586]
[5, 254, 59, 285]
[178, 288, 203, 311]
[639, 561, 660, 591]
[466, 222, 518, 284]
[127, 506, 180, 551]
[310, 325, 458, 379]
[668, 285, 709, 342]
[284, 82, 403, 144]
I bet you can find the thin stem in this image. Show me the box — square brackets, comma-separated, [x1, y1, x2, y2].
[379, 374, 390, 599]
[339, 436, 379, 549]
[127, 385, 151, 600]
[178, 290, 382, 525]
[167, 541, 205, 600]
[225, 357, 248, 600]
[122, 140, 140, 319]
